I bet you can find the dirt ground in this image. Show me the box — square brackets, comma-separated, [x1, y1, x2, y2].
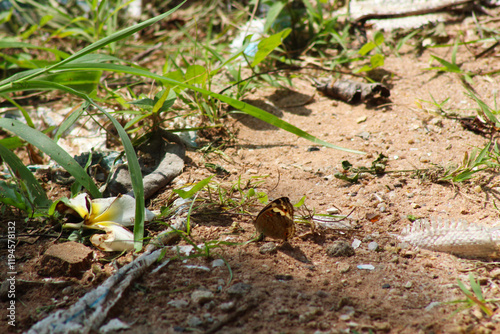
[2, 10, 500, 334]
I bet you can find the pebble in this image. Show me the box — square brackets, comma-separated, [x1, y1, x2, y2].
[191, 290, 214, 305]
[419, 155, 430, 163]
[337, 262, 350, 274]
[187, 316, 203, 327]
[382, 283, 391, 289]
[298, 307, 323, 323]
[406, 192, 414, 198]
[404, 281, 413, 289]
[373, 321, 392, 331]
[377, 203, 387, 212]
[489, 268, 500, 279]
[168, 299, 189, 309]
[315, 290, 330, 298]
[219, 301, 235, 312]
[227, 282, 252, 296]
[351, 239, 362, 249]
[326, 240, 355, 257]
[307, 146, 321, 152]
[367, 242, 379, 251]
[326, 207, 340, 214]
[259, 242, 277, 254]
[411, 202, 421, 209]
[211, 259, 225, 267]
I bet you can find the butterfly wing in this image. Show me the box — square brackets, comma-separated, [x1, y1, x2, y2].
[254, 197, 295, 241]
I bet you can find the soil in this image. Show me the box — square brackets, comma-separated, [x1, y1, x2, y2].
[2, 10, 500, 334]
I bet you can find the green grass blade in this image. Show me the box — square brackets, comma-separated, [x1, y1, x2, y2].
[6, 1, 187, 85]
[174, 176, 213, 199]
[91, 103, 145, 252]
[0, 143, 52, 209]
[35, 63, 365, 154]
[0, 119, 101, 198]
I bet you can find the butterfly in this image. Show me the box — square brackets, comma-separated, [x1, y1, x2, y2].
[254, 197, 295, 241]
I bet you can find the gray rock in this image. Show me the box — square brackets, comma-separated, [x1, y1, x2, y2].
[191, 290, 214, 305]
[211, 259, 225, 267]
[259, 242, 277, 254]
[219, 301, 235, 312]
[326, 240, 355, 257]
[227, 282, 252, 296]
[367, 242, 379, 251]
[167, 299, 189, 309]
[187, 316, 203, 327]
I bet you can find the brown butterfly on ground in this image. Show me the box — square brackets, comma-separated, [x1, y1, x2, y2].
[254, 197, 295, 241]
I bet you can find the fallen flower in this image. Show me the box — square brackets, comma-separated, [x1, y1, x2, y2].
[58, 193, 156, 251]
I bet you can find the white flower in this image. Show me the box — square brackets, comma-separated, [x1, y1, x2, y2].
[60, 193, 156, 251]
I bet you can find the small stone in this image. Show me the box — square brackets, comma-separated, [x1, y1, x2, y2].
[186, 316, 203, 327]
[191, 290, 214, 305]
[337, 262, 350, 274]
[326, 240, 355, 257]
[36, 242, 93, 278]
[259, 242, 277, 254]
[373, 321, 391, 332]
[307, 146, 321, 152]
[326, 207, 340, 214]
[275, 274, 293, 281]
[367, 242, 379, 251]
[211, 259, 225, 268]
[168, 299, 189, 309]
[352, 239, 362, 249]
[406, 192, 414, 198]
[419, 155, 430, 163]
[356, 131, 370, 140]
[356, 116, 367, 123]
[411, 202, 421, 209]
[404, 281, 413, 289]
[227, 282, 252, 296]
[315, 290, 330, 298]
[377, 203, 387, 212]
[219, 301, 235, 312]
[61, 286, 74, 295]
[489, 268, 500, 279]
[382, 283, 391, 289]
[473, 185, 482, 193]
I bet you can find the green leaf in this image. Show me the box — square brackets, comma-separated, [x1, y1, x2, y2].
[42, 70, 101, 94]
[251, 28, 291, 67]
[173, 176, 213, 199]
[55, 103, 86, 142]
[152, 88, 176, 114]
[185, 65, 207, 85]
[264, 1, 286, 33]
[358, 41, 376, 56]
[294, 195, 306, 208]
[370, 54, 384, 68]
[430, 55, 462, 73]
[0, 144, 52, 210]
[374, 31, 385, 46]
[0, 119, 101, 198]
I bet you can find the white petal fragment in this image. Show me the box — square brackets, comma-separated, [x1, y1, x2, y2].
[90, 222, 135, 252]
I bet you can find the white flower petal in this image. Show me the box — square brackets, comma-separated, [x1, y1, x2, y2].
[90, 222, 135, 252]
[92, 194, 156, 226]
[65, 193, 91, 219]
